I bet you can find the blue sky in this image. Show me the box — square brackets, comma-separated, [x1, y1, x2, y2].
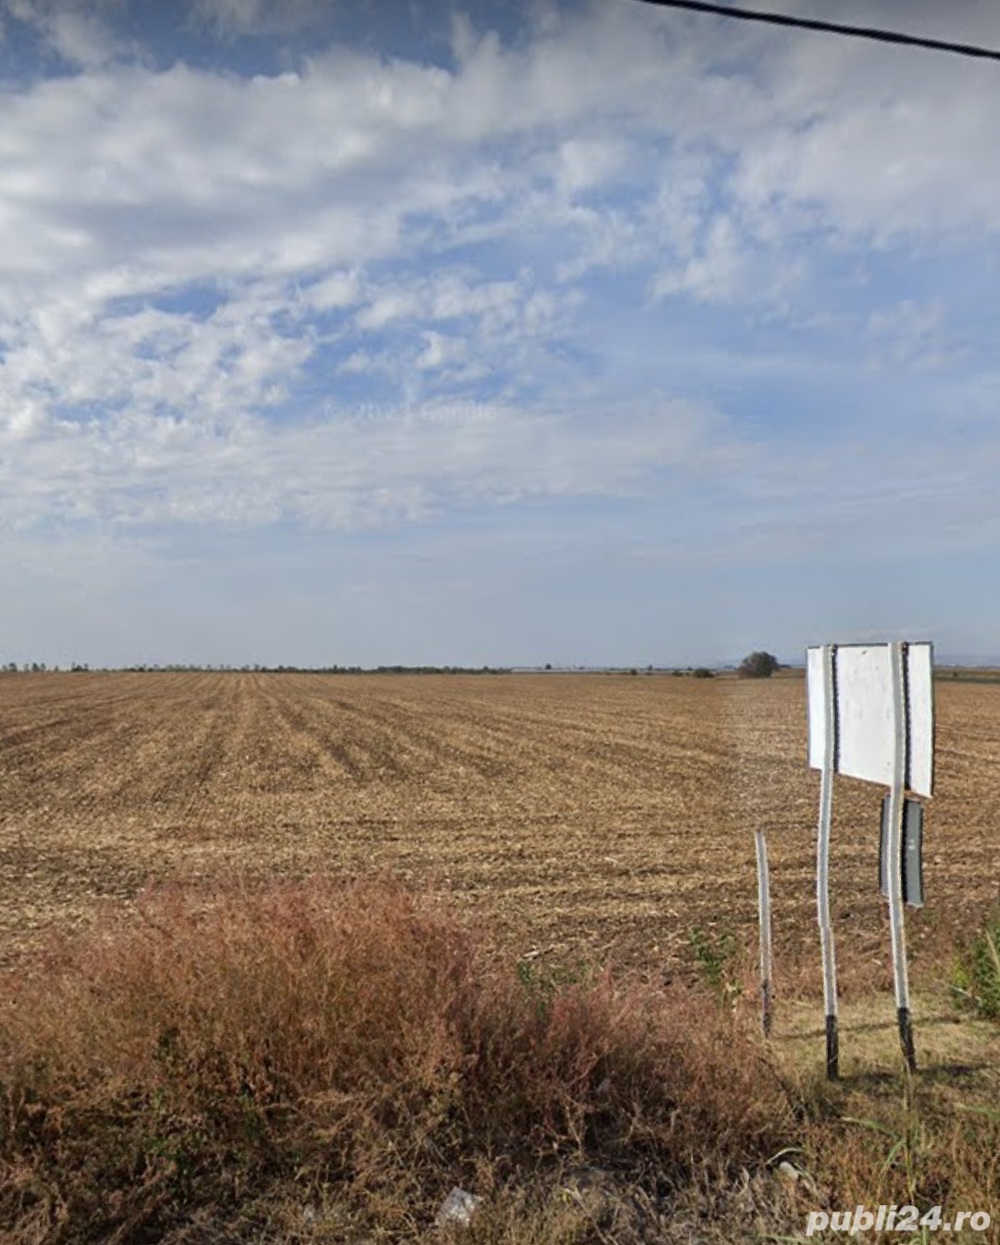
[2, 0, 1000, 668]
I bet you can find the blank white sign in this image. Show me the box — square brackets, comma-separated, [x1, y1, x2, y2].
[807, 643, 934, 797]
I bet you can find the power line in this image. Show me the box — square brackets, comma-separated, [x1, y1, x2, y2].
[627, 0, 1000, 64]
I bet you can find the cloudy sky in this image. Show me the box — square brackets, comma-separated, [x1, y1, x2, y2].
[2, 0, 1000, 668]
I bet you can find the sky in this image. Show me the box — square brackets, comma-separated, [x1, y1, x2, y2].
[2, 0, 1000, 669]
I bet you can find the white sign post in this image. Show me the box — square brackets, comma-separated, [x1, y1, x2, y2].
[807, 641, 933, 1075]
[815, 644, 839, 1079]
[754, 829, 774, 1038]
[887, 642, 917, 1070]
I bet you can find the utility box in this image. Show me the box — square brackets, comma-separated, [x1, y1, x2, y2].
[880, 795, 924, 908]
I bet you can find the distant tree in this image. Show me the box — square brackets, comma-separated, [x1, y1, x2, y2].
[738, 651, 780, 679]
[692, 667, 715, 679]
[544, 663, 552, 671]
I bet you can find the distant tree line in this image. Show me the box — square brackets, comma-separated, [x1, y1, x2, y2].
[1, 658, 790, 677]
[3, 662, 514, 674]
[116, 663, 514, 675]
[1, 662, 90, 673]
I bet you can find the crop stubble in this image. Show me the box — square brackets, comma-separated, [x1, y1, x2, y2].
[1, 672, 997, 989]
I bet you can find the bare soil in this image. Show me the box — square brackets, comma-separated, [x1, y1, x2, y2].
[1, 672, 998, 993]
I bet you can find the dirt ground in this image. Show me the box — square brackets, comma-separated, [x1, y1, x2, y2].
[1, 671, 998, 993]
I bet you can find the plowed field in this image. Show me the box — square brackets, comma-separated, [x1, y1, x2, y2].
[2, 672, 998, 990]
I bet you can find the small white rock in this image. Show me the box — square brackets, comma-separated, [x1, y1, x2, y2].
[776, 1160, 818, 1196]
[435, 1187, 483, 1228]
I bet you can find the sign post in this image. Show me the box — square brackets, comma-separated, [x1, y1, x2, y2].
[887, 641, 917, 1070]
[816, 643, 839, 1079]
[754, 829, 774, 1038]
[880, 796, 924, 907]
[807, 640, 933, 1075]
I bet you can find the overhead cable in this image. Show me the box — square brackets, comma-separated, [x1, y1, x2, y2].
[627, 0, 1000, 64]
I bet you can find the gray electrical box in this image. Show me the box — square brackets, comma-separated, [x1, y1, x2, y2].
[879, 795, 924, 908]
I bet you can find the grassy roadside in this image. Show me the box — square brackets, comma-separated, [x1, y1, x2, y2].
[766, 995, 1000, 1241]
[0, 876, 997, 1243]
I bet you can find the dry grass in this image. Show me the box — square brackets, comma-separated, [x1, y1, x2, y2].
[768, 994, 1000, 1232]
[799, 1075, 1000, 1224]
[0, 875, 795, 1243]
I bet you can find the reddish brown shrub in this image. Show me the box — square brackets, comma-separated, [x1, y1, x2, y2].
[0, 875, 793, 1242]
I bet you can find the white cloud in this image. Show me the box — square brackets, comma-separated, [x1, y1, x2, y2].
[2, 0, 127, 66]
[45, 7, 121, 65]
[1, 0, 999, 565]
[415, 331, 456, 371]
[1, 1, 997, 324]
[554, 136, 629, 195]
[185, 0, 330, 38]
[0, 389, 730, 533]
[354, 287, 424, 333]
[651, 214, 744, 304]
[303, 269, 361, 312]
[864, 298, 967, 370]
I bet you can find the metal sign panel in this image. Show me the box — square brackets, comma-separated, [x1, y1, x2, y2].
[807, 642, 934, 797]
[880, 795, 925, 907]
